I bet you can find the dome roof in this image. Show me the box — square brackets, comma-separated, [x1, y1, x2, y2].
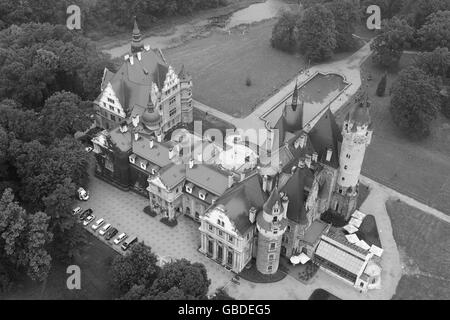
[142, 107, 161, 129]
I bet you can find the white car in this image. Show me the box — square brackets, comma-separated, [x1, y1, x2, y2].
[72, 207, 83, 216]
[99, 223, 111, 236]
[83, 214, 95, 226]
[78, 187, 89, 201]
[85, 146, 93, 153]
[91, 218, 105, 231]
[113, 233, 128, 245]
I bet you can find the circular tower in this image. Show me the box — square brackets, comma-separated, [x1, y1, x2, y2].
[179, 65, 193, 125]
[332, 96, 373, 219]
[256, 189, 289, 275]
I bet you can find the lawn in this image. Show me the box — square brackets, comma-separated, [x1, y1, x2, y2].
[335, 53, 450, 216]
[386, 200, 450, 300]
[3, 232, 119, 300]
[165, 19, 306, 118]
[308, 289, 341, 300]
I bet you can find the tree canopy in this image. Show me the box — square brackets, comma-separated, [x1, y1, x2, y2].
[390, 66, 441, 139]
[418, 10, 450, 52]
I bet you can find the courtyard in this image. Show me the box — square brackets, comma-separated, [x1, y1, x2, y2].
[82, 173, 234, 295]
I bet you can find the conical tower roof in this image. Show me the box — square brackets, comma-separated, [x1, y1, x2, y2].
[131, 17, 144, 54]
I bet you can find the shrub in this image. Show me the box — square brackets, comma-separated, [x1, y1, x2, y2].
[376, 73, 388, 97]
[160, 217, 178, 227]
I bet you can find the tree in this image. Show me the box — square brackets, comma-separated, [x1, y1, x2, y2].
[371, 17, 414, 68]
[441, 92, 450, 119]
[297, 4, 337, 62]
[412, 0, 450, 29]
[148, 259, 210, 300]
[0, 189, 52, 282]
[414, 47, 450, 79]
[325, 0, 360, 52]
[376, 73, 388, 97]
[40, 91, 93, 141]
[390, 66, 441, 139]
[418, 11, 450, 52]
[271, 10, 300, 53]
[110, 243, 160, 295]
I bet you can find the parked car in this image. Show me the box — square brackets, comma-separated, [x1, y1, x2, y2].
[91, 218, 105, 231]
[72, 207, 83, 216]
[79, 208, 93, 221]
[83, 214, 95, 226]
[113, 233, 128, 245]
[121, 236, 138, 251]
[77, 187, 89, 201]
[99, 223, 111, 236]
[105, 228, 118, 241]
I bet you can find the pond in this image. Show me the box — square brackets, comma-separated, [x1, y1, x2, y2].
[262, 73, 349, 128]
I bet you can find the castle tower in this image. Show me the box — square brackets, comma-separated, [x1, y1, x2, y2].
[131, 17, 144, 54]
[331, 94, 372, 220]
[179, 65, 194, 124]
[256, 188, 289, 275]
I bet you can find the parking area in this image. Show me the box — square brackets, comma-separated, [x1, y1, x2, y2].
[75, 174, 234, 294]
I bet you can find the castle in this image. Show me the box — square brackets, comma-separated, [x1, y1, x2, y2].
[92, 20, 381, 292]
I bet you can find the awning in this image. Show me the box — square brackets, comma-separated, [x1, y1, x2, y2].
[343, 224, 359, 234]
[356, 240, 371, 251]
[349, 217, 363, 228]
[345, 233, 360, 244]
[352, 210, 366, 220]
[369, 245, 384, 257]
[290, 253, 311, 265]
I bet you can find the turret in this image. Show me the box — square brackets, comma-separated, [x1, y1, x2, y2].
[256, 188, 288, 275]
[179, 65, 193, 124]
[131, 17, 144, 54]
[282, 82, 304, 133]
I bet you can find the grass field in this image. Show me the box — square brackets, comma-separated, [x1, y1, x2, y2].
[3, 233, 118, 300]
[386, 200, 450, 300]
[336, 54, 450, 216]
[165, 19, 306, 118]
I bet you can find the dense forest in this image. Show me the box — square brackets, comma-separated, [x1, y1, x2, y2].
[0, 0, 228, 37]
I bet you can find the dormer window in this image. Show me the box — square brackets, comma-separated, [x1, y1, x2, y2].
[273, 216, 278, 223]
[199, 190, 207, 201]
[185, 183, 193, 194]
[129, 154, 136, 164]
[140, 160, 148, 170]
[151, 168, 157, 175]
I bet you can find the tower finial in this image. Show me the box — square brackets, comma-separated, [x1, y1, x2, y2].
[131, 16, 144, 54]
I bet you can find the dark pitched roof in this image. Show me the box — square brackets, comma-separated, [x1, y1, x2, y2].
[281, 166, 313, 225]
[215, 174, 267, 235]
[101, 49, 169, 113]
[158, 164, 186, 189]
[132, 136, 173, 168]
[308, 109, 342, 168]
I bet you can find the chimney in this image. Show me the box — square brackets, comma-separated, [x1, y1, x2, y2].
[312, 152, 318, 162]
[124, 54, 130, 61]
[291, 165, 297, 174]
[148, 137, 153, 148]
[240, 173, 245, 182]
[249, 207, 257, 224]
[132, 115, 140, 127]
[188, 158, 194, 169]
[168, 147, 174, 160]
[120, 122, 128, 133]
[129, 56, 134, 65]
[134, 132, 139, 141]
[326, 148, 333, 162]
[157, 132, 162, 143]
[137, 52, 142, 61]
[262, 175, 268, 192]
[197, 153, 203, 163]
[228, 175, 234, 188]
[144, 44, 151, 51]
[281, 195, 289, 219]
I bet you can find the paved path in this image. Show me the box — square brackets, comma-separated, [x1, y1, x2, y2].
[360, 176, 450, 224]
[194, 41, 373, 132]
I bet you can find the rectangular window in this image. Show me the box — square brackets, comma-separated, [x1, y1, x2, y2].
[218, 230, 223, 237]
[110, 114, 116, 122]
[227, 251, 233, 266]
[228, 235, 234, 243]
[268, 253, 275, 261]
[107, 98, 114, 104]
[169, 108, 177, 117]
[269, 242, 276, 251]
[267, 265, 273, 272]
[169, 96, 176, 105]
[208, 224, 213, 231]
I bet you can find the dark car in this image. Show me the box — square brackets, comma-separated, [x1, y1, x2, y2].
[105, 228, 118, 241]
[79, 208, 93, 221]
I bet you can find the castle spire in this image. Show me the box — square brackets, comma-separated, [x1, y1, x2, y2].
[131, 16, 144, 54]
